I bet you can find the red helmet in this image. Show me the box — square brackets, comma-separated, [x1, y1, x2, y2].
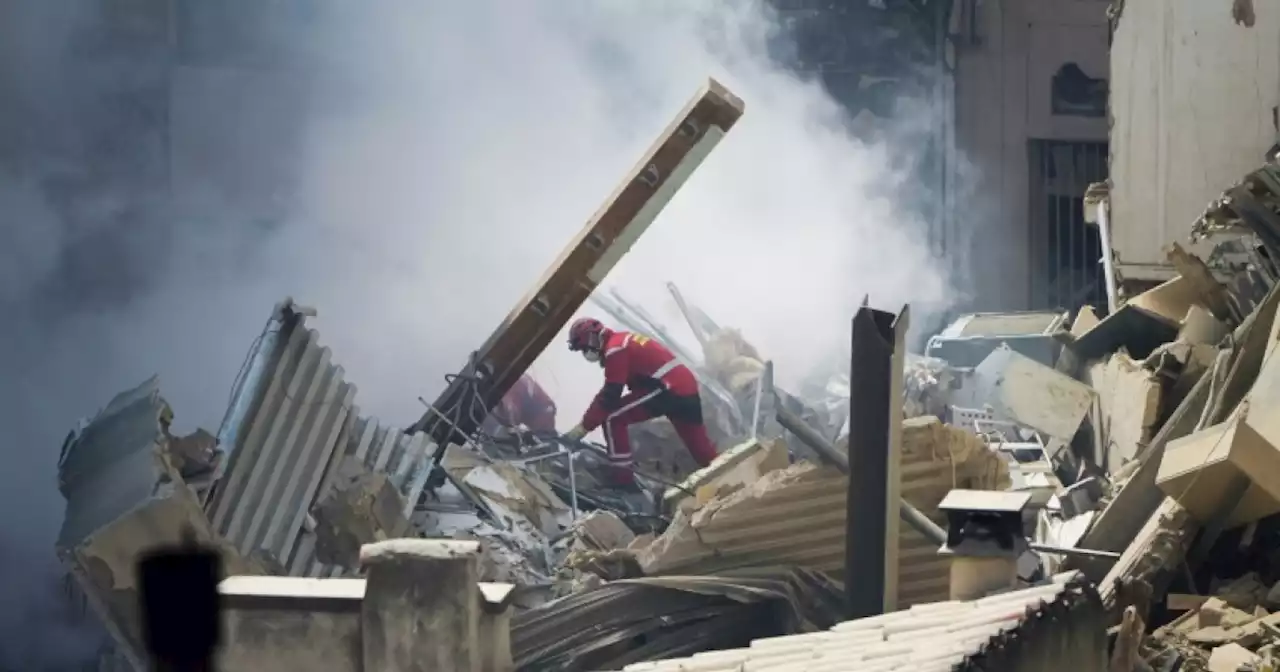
[568, 317, 607, 353]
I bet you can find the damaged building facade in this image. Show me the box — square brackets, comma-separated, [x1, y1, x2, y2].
[46, 1, 1280, 672]
[950, 0, 1112, 311]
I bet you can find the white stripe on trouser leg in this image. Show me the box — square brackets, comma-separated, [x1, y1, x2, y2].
[603, 388, 663, 461]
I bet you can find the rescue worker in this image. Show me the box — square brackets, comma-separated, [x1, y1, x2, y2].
[483, 373, 558, 435]
[562, 317, 718, 487]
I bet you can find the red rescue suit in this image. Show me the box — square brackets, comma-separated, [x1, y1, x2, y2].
[580, 331, 718, 485]
[488, 374, 558, 433]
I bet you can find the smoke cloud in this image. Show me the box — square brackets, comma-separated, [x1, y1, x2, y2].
[0, 1, 952, 667]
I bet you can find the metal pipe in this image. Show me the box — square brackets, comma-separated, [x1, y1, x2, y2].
[1032, 543, 1120, 560]
[900, 499, 947, 546]
[1094, 196, 1120, 314]
[666, 282, 713, 352]
[776, 404, 848, 472]
[568, 452, 579, 521]
[749, 364, 766, 442]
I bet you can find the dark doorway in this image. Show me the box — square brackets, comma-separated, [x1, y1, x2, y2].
[1027, 139, 1109, 311]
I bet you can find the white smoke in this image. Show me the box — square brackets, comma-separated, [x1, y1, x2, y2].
[0, 2, 953, 667]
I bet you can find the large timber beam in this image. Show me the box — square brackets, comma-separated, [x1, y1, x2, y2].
[409, 79, 745, 446]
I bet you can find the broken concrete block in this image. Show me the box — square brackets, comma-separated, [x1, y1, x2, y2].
[1200, 597, 1233, 627]
[561, 548, 644, 585]
[312, 456, 410, 567]
[662, 436, 789, 514]
[452, 523, 548, 588]
[1072, 303, 1182, 361]
[957, 345, 1096, 442]
[552, 510, 643, 591]
[570, 511, 634, 552]
[1128, 275, 1209, 324]
[463, 462, 572, 538]
[1150, 340, 1221, 410]
[1188, 621, 1264, 649]
[1167, 593, 1210, 611]
[1071, 306, 1100, 337]
[628, 533, 654, 550]
[1216, 573, 1269, 612]
[1181, 304, 1231, 345]
[1156, 410, 1280, 528]
[1208, 642, 1260, 672]
[165, 427, 222, 480]
[1086, 352, 1162, 474]
[57, 378, 253, 672]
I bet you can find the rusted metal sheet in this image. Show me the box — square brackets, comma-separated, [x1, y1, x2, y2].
[410, 78, 745, 446]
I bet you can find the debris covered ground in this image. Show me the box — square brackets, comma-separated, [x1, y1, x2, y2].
[48, 94, 1280, 671]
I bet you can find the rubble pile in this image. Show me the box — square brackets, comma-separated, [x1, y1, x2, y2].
[48, 101, 1280, 667]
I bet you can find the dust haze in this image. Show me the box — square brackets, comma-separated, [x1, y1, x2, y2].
[0, 1, 953, 667]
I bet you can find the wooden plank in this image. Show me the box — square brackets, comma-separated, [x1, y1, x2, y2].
[409, 79, 745, 445]
[1166, 593, 1210, 611]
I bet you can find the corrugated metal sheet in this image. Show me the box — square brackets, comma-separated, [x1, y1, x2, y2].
[512, 567, 846, 671]
[614, 572, 1106, 672]
[639, 417, 1011, 608]
[206, 300, 437, 576]
[206, 303, 357, 570]
[286, 416, 437, 578]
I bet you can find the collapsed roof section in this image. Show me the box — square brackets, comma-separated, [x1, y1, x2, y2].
[599, 572, 1107, 672]
[204, 299, 437, 577]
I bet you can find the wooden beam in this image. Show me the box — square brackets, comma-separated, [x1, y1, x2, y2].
[410, 79, 745, 445]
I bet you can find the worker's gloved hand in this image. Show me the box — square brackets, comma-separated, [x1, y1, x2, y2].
[562, 425, 587, 442]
